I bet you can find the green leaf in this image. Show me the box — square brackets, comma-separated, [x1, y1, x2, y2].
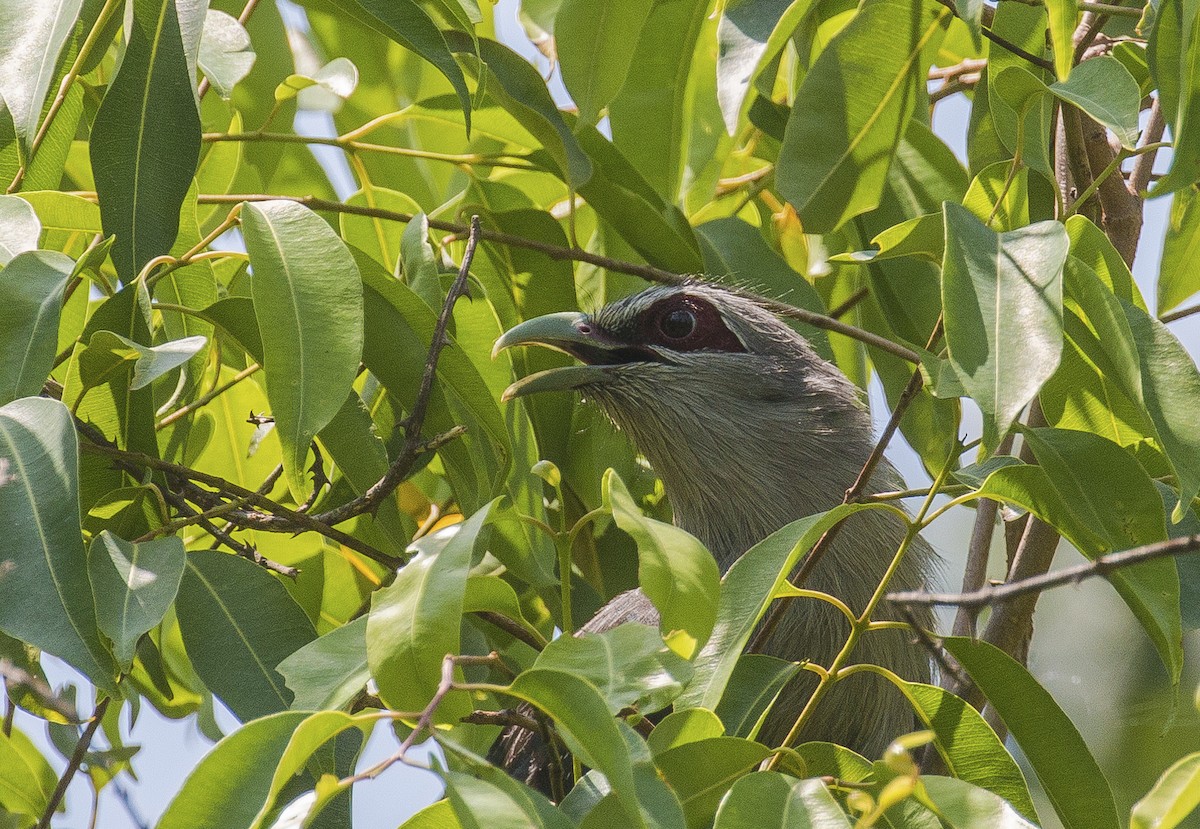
[241, 200, 364, 500]
[555, 0, 651, 125]
[1045, 0, 1078, 81]
[87, 531, 184, 669]
[0, 250, 72, 405]
[0, 195, 40, 263]
[367, 501, 498, 721]
[677, 503, 880, 712]
[986, 4, 1055, 181]
[654, 737, 772, 828]
[1121, 299, 1200, 519]
[777, 0, 950, 233]
[942, 636, 1119, 829]
[533, 623, 692, 716]
[442, 758, 575, 829]
[448, 34, 591, 186]
[278, 616, 368, 711]
[176, 550, 316, 721]
[941, 201, 1067, 452]
[1049, 56, 1141, 149]
[713, 654, 801, 740]
[334, 0, 472, 131]
[1148, 0, 1200, 194]
[605, 470, 719, 658]
[505, 668, 642, 825]
[647, 709, 725, 755]
[400, 800, 462, 829]
[197, 9, 255, 100]
[0, 397, 117, 692]
[157, 711, 308, 829]
[1130, 751, 1200, 829]
[89, 0, 201, 280]
[0, 727, 52, 819]
[1159, 186, 1200, 313]
[714, 772, 851, 829]
[830, 213, 942, 264]
[607, 0, 711, 200]
[895, 681, 1036, 819]
[400, 212, 443, 310]
[921, 776, 1039, 828]
[78, 330, 207, 392]
[0, 0, 82, 159]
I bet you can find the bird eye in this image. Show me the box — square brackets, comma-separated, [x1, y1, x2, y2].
[659, 308, 696, 339]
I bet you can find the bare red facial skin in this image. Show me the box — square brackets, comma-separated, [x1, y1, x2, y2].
[636, 295, 746, 353]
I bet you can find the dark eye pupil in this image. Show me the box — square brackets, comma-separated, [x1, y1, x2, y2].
[660, 308, 696, 339]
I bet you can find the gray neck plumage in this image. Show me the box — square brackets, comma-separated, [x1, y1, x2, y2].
[589, 359, 890, 571]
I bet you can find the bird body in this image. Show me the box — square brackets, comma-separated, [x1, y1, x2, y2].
[495, 283, 935, 774]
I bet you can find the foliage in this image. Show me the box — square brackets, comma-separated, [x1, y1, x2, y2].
[0, 0, 1198, 827]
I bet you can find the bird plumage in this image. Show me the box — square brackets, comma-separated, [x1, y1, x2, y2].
[494, 282, 935, 786]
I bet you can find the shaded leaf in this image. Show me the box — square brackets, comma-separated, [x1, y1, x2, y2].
[921, 776, 1039, 828]
[176, 550, 316, 721]
[1159, 185, 1200, 313]
[714, 653, 801, 740]
[87, 531, 185, 669]
[279, 616, 368, 711]
[942, 636, 1119, 829]
[0, 397, 116, 692]
[555, 0, 651, 125]
[655, 737, 772, 828]
[0, 250, 72, 405]
[241, 199, 363, 499]
[777, 0, 950, 233]
[714, 772, 851, 829]
[941, 201, 1067, 452]
[90, 0, 201, 280]
[605, 470, 719, 658]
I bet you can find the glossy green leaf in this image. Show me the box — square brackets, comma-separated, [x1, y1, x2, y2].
[677, 503, 879, 712]
[197, 9, 255, 100]
[714, 772, 851, 829]
[505, 667, 641, 824]
[1045, 0, 1078, 81]
[1148, 0, 1200, 195]
[400, 800, 462, 829]
[176, 550, 316, 721]
[442, 759, 575, 829]
[830, 213, 942, 264]
[555, 0, 651, 125]
[718, 0, 817, 134]
[942, 636, 1119, 829]
[1159, 186, 1200, 313]
[1064, 215, 1144, 308]
[897, 681, 1036, 819]
[605, 470, 719, 658]
[986, 4, 1054, 181]
[0, 397, 116, 691]
[0, 250, 72, 405]
[335, 0, 471, 130]
[1121, 299, 1200, 519]
[714, 653, 801, 740]
[463, 575, 548, 648]
[777, 0, 950, 233]
[157, 711, 309, 829]
[1049, 57, 1141, 149]
[448, 33, 590, 185]
[367, 501, 497, 721]
[941, 201, 1067, 452]
[78, 331, 207, 392]
[607, 0, 710, 200]
[655, 737, 772, 828]
[533, 623, 692, 716]
[0, 195, 40, 263]
[87, 531, 184, 669]
[241, 199, 363, 499]
[90, 0, 201, 280]
[278, 616, 368, 711]
[647, 709, 725, 755]
[921, 776, 1039, 828]
[0, 0, 82, 159]
[1130, 751, 1200, 829]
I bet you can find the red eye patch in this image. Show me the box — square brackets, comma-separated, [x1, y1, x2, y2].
[637, 296, 746, 353]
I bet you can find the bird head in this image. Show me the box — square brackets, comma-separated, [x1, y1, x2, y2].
[494, 283, 877, 564]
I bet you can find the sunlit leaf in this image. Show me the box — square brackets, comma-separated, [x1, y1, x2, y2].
[1130, 751, 1200, 829]
[197, 9, 255, 100]
[0, 0, 82, 159]
[714, 773, 850, 829]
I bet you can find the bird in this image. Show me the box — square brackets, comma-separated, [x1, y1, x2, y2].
[491, 281, 935, 787]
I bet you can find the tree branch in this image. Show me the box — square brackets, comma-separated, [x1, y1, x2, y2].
[888, 532, 1200, 609]
[36, 697, 110, 829]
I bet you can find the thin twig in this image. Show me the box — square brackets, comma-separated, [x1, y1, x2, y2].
[889, 533, 1200, 608]
[471, 611, 548, 651]
[36, 697, 110, 829]
[827, 287, 870, 320]
[188, 193, 922, 363]
[1161, 302, 1200, 323]
[1128, 97, 1166, 195]
[156, 363, 261, 430]
[930, 0, 1054, 71]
